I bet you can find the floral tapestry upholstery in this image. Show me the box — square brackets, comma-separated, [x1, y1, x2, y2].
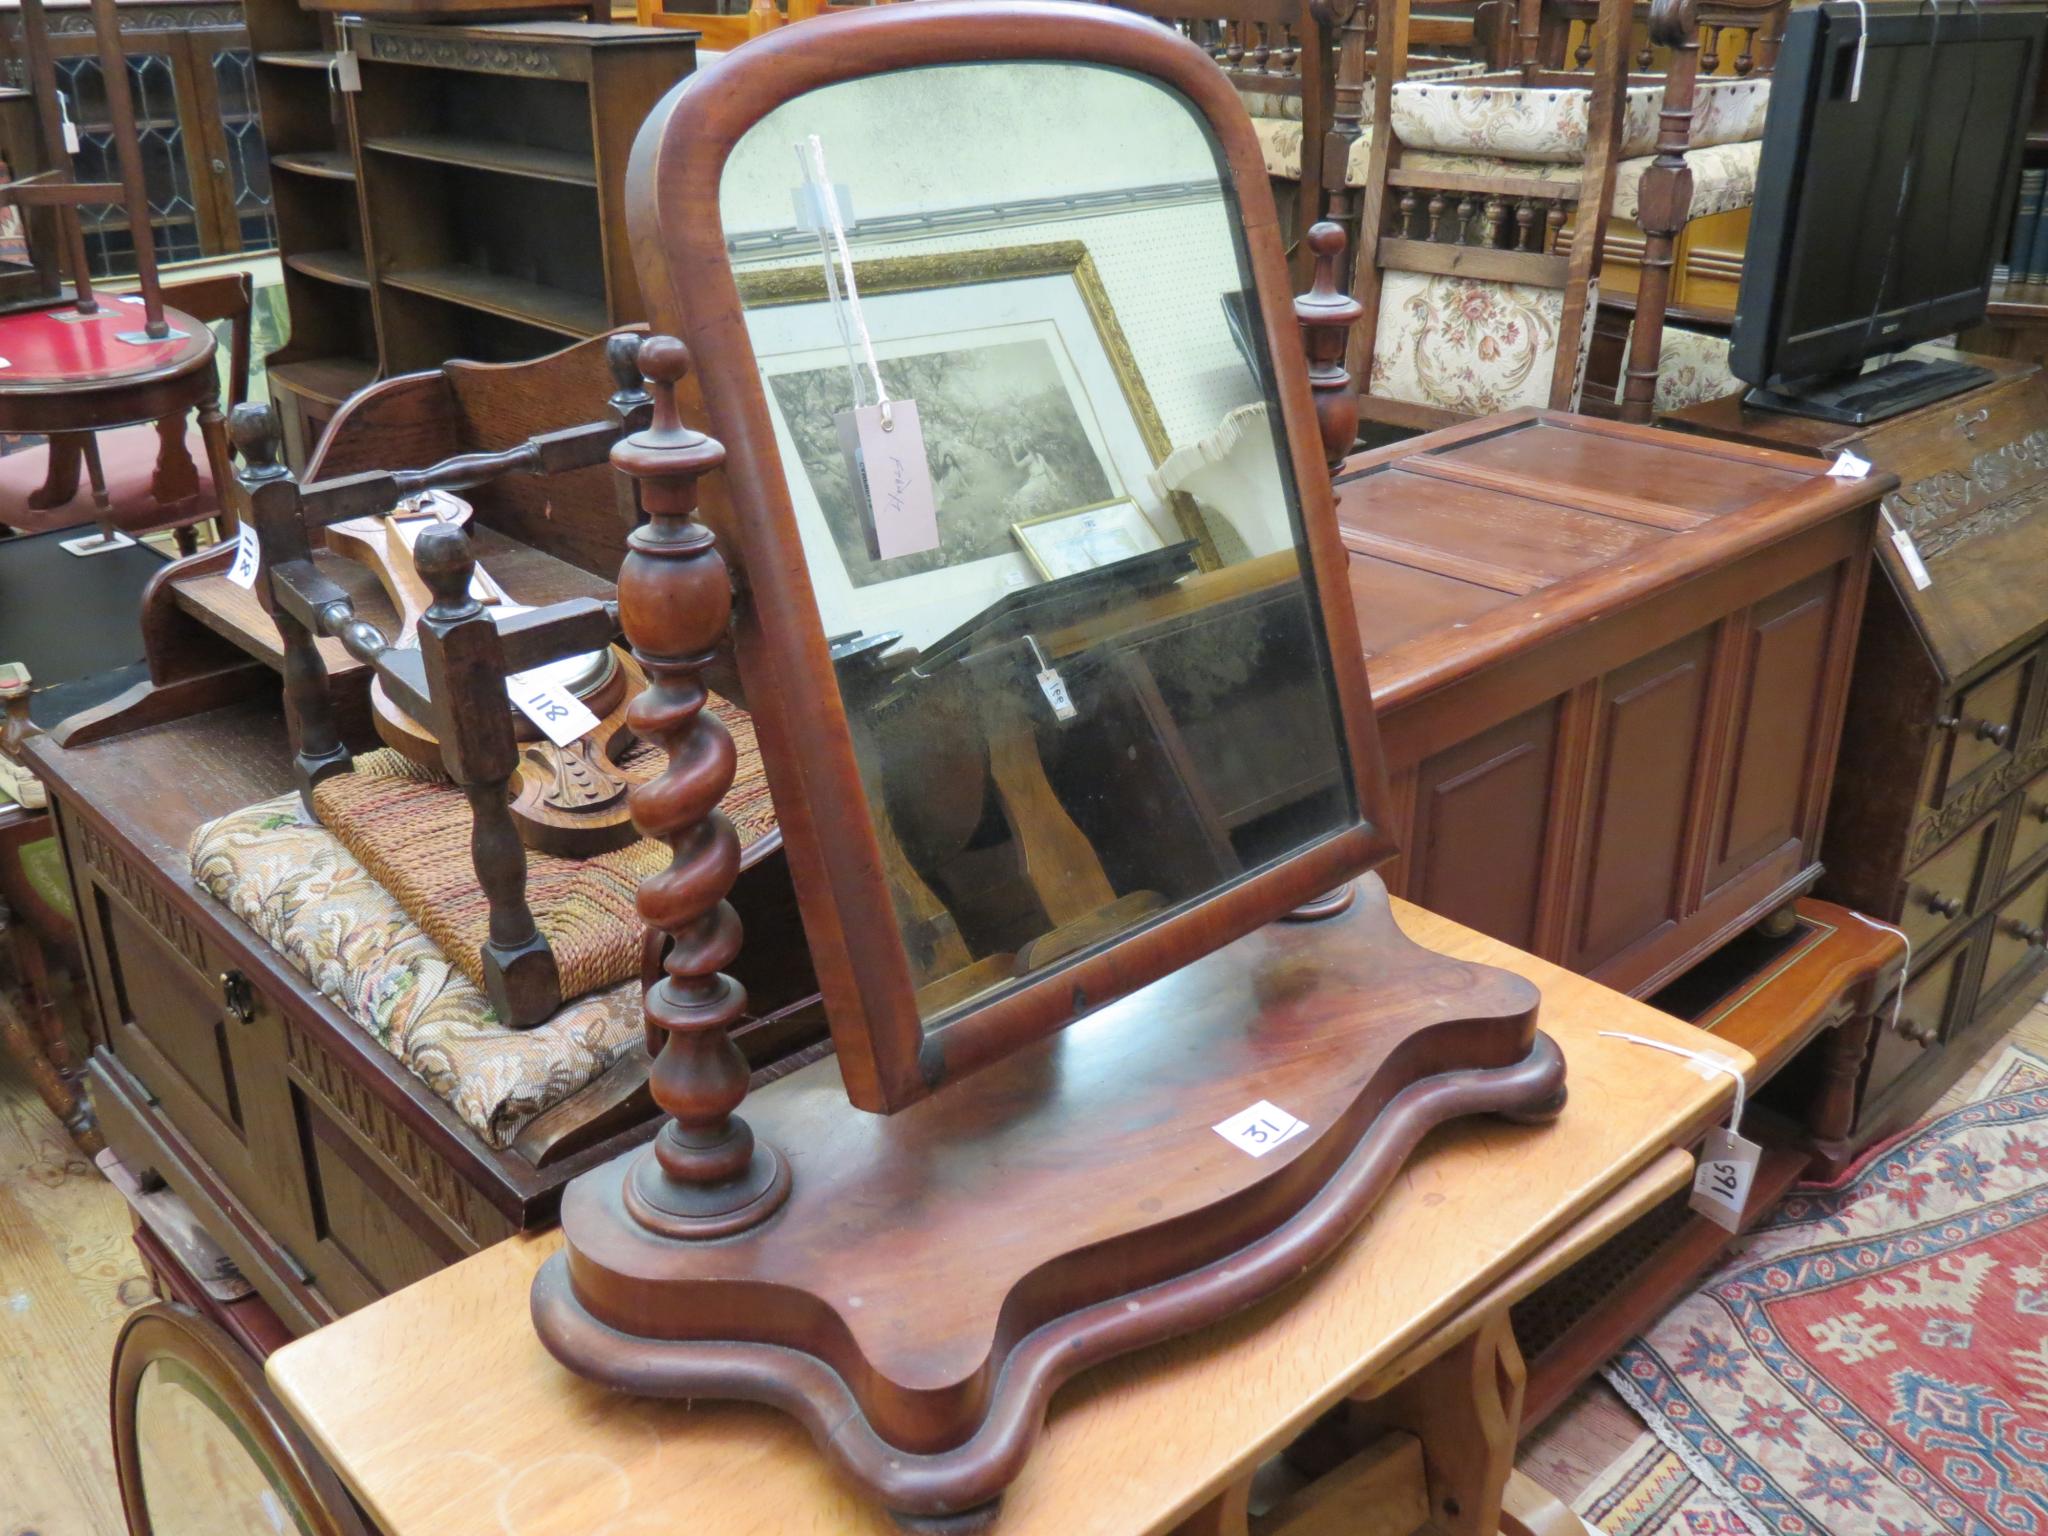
[1387, 73, 1769, 163]
[1626, 319, 1738, 414]
[1369, 269, 1567, 414]
[1348, 139, 1761, 223]
[189, 795, 642, 1151]
[1612, 138, 1761, 222]
[1255, 61, 1487, 181]
[0, 159, 27, 267]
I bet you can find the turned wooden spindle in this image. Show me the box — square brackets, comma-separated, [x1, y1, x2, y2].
[233, 402, 352, 799]
[1296, 222, 1364, 476]
[1622, 0, 1702, 424]
[1516, 199, 1538, 252]
[612, 336, 789, 1239]
[411, 523, 561, 1030]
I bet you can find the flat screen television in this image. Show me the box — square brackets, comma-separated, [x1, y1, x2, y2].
[1729, 1, 2046, 424]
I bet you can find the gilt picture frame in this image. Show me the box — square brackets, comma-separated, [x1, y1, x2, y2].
[735, 242, 1216, 648]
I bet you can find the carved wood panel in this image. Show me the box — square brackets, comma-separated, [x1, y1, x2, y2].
[1700, 572, 1837, 900]
[1569, 628, 1716, 974]
[1405, 703, 1559, 952]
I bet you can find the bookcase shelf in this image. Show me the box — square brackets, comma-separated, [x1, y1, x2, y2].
[349, 19, 699, 375]
[382, 263, 607, 336]
[272, 149, 357, 181]
[362, 133, 598, 186]
[269, 354, 379, 408]
[287, 248, 372, 290]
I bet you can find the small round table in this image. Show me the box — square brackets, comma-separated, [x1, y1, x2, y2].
[0, 302, 232, 542]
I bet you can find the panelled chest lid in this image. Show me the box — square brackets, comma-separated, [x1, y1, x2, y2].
[1662, 353, 2048, 685]
[1337, 412, 1891, 712]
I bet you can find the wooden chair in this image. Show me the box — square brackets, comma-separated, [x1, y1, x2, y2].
[1, 270, 254, 553]
[1613, 0, 1786, 422]
[241, 337, 654, 1029]
[1332, 0, 1632, 430]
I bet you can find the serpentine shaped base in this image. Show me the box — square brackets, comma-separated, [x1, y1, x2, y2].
[534, 876, 1565, 1527]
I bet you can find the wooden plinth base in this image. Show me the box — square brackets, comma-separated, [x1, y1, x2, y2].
[533, 876, 1564, 1526]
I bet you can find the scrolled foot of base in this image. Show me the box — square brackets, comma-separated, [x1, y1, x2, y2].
[1496, 1073, 1567, 1126]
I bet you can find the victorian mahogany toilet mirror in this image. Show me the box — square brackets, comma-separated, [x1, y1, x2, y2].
[618, 0, 1400, 1116]
[535, 4, 1564, 1523]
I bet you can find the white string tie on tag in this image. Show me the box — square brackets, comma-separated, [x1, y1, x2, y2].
[1846, 0, 1869, 101]
[797, 135, 893, 430]
[1598, 1032, 1746, 1136]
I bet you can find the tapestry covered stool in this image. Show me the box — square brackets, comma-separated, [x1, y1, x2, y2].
[189, 796, 646, 1150]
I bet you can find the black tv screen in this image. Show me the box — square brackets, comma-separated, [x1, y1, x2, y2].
[1730, 3, 2046, 389]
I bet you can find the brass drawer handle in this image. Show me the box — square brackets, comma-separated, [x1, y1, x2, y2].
[1923, 890, 1965, 919]
[1957, 407, 1991, 438]
[1934, 713, 2013, 747]
[2004, 918, 2048, 948]
[219, 969, 256, 1025]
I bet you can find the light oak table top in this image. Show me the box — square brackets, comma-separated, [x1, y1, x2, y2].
[268, 897, 1742, 1536]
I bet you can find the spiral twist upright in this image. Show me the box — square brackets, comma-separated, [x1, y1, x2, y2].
[611, 336, 790, 1238]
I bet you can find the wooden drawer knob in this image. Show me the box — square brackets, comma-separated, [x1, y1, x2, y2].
[1897, 1016, 1940, 1047]
[2004, 918, 2048, 948]
[1934, 714, 2013, 746]
[2031, 801, 2048, 825]
[1923, 891, 1965, 919]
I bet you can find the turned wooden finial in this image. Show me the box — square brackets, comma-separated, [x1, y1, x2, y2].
[1295, 222, 1364, 475]
[230, 402, 289, 484]
[612, 336, 788, 1238]
[606, 332, 649, 419]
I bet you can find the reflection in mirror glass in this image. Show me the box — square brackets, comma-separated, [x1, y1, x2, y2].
[136, 1360, 307, 1536]
[720, 61, 1353, 1024]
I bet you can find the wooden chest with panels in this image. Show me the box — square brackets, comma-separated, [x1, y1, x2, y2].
[1340, 411, 1886, 999]
[1667, 355, 2048, 1141]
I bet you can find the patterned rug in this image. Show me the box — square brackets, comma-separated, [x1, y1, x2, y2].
[1578, 1045, 2048, 1536]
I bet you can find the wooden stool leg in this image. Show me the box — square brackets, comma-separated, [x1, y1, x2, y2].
[197, 382, 236, 540]
[1350, 1309, 1524, 1536]
[28, 432, 85, 510]
[1501, 1470, 1596, 1536]
[0, 978, 101, 1156]
[1808, 1009, 1880, 1180]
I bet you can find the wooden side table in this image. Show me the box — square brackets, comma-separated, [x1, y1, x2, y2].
[0, 301, 232, 541]
[266, 899, 1737, 1536]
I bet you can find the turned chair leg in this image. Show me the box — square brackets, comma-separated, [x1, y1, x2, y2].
[81, 433, 116, 546]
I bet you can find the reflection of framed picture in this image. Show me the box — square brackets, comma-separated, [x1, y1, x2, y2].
[736, 242, 1216, 648]
[1013, 498, 1166, 580]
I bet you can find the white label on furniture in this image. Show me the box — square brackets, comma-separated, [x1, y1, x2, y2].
[1036, 668, 1077, 722]
[1890, 525, 1934, 590]
[509, 675, 600, 748]
[1213, 1101, 1308, 1157]
[1689, 1127, 1762, 1231]
[226, 523, 262, 590]
[1827, 449, 1872, 479]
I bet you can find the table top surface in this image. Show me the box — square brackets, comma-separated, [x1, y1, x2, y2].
[0, 301, 215, 389]
[269, 897, 1739, 1536]
[0, 525, 166, 704]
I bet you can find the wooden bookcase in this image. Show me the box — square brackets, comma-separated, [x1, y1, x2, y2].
[348, 20, 695, 377]
[245, 12, 696, 467]
[242, 0, 373, 467]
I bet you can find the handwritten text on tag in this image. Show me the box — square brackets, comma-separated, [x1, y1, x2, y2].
[225, 523, 262, 590]
[1213, 1101, 1308, 1158]
[837, 402, 939, 560]
[1689, 1126, 1762, 1231]
[508, 675, 600, 748]
[1036, 668, 1077, 722]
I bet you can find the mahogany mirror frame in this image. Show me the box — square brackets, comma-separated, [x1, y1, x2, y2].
[627, 0, 1398, 1113]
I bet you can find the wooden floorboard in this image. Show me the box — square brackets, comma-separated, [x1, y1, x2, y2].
[0, 1024, 149, 1536]
[1519, 986, 2048, 1516]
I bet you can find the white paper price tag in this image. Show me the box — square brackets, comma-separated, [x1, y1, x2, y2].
[1036, 667, 1077, 722]
[508, 674, 600, 748]
[1213, 1101, 1308, 1158]
[1890, 524, 1934, 591]
[1827, 449, 1872, 479]
[225, 523, 261, 590]
[1689, 1126, 1762, 1231]
[333, 50, 362, 91]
